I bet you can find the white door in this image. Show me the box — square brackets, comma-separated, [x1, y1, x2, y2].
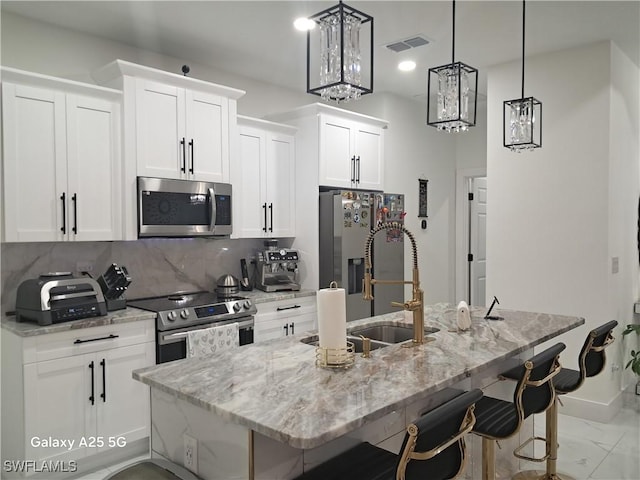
[186, 90, 228, 182]
[96, 343, 154, 451]
[267, 133, 295, 237]
[319, 115, 353, 188]
[23, 355, 94, 462]
[135, 79, 185, 179]
[469, 177, 487, 306]
[2, 83, 67, 242]
[237, 127, 267, 237]
[353, 125, 383, 190]
[66, 94, 121, 241]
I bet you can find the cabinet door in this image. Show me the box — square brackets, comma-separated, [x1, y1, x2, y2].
[23, 355, 94, 462]
[2, 83, 67, 242]
[66, 94, 122, 241]
[254, 298, 317, 343]
[186, 90, 229, 182]
[95, 343, 154, 452]
[353, 124, 384, 191]
[135, 79, 185, 179]
[236, 126, 267, 237]
[319, 115, 354, 188]
[266, 132, 295, 237]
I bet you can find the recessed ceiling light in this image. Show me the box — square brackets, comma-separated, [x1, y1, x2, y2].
[398, 60, 416, 72]
[294, 17, 315, 31]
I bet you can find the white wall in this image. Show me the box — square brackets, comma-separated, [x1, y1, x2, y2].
[486, 41, 640, 419]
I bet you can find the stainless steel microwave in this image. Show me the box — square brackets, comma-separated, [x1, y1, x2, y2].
[137, 177, 232, 237]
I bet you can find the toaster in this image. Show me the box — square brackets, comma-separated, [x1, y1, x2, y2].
[15, 273, 107, 325]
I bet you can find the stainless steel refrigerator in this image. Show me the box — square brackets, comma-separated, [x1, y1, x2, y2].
[319, 190, 405, 321]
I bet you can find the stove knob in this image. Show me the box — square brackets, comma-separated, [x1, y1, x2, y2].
[180, 309, 189, 319]
[167, 311, 177, 322]
[232, 302, 241, 313]
[243, 300, 252, 310]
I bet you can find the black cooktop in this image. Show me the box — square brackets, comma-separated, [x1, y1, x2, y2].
[128, 291, 245, 313]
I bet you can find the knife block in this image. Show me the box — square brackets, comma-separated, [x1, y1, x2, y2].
[97, 276, 127, 311]
[97, 263, 131, 312]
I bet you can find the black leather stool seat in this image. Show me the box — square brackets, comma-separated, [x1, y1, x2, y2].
[472, 396, 520, 439]
[295, 388, 483, 480]
[552, 367, 581, 393]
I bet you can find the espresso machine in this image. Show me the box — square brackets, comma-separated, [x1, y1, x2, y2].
[255, 240, 301, 292]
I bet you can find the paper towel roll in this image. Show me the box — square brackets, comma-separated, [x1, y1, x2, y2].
[457, 301, 471, 331]
[317, 283, 347, 351]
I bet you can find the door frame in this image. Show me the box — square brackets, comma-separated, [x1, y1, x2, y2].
[455, 168, 487, 304]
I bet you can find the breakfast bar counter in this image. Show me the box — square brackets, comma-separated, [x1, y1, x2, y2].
[133, 303, 584, 479]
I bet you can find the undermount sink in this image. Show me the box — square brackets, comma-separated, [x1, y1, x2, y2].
[300, 323, 440, 353]
[300, 335, 389, 353]
[348, 323, 440, 344]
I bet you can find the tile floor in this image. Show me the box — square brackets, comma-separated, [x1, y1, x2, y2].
[74, 389, 639, 480]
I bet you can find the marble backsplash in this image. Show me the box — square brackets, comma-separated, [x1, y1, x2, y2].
[0, 237, 292, 313]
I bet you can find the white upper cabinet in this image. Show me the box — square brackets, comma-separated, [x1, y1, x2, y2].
[1, 68, 122, 242]
[135, 80, 229, 182]
[92, 60, 245, 239]
[233, 116, 296, 238]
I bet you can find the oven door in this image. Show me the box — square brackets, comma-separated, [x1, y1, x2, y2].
[156, 317, 254, 364]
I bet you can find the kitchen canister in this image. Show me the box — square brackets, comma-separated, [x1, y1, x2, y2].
[316, 281, 352, 367]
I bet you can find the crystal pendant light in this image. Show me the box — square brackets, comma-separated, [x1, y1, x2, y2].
[427, 0, 478, 132]
[306, 1, 373, 103]
[503, 0, 542, 151]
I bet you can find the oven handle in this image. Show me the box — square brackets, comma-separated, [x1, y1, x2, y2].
[159, 318, 254, 344]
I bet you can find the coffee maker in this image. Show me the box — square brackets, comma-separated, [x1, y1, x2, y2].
[255, 240, 301, 292]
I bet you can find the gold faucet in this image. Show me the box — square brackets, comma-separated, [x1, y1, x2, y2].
[363, 222, 425, 346]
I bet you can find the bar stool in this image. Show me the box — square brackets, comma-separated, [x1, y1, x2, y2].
[471, 343, 566, 480]
[295, 388, 483, 480]
[514, 320, 618, 480]
[104, 458, 200, 480]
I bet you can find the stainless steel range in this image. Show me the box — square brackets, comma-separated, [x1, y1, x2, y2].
[128, 292, 256, 363]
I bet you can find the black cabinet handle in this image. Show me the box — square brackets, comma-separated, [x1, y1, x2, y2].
[351, 156, 356, 182]
[356, 156, 361, 183]
[72, 193, 78, 234]
[283, 324, 288, 336]
[262, 203, 267, 232]
[276, 305, 301, 311]
[180, 138, 186, 173]
[60, 192, 66, 234]
[268, 203, 273, 233]
[74, 334, 119, 344]
[89, 361, 95, 405]
[100, 359, 106, 403]
[189, 139, 194, 174]
[290, 322, 295, 334]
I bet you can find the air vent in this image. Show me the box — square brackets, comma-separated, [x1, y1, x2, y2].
[385, 34, 430, 53]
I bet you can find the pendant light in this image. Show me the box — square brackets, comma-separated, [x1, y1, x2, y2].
[504, 0, 542, 151]
[306, 1, 374, 103]
[427, 0, 478, 132]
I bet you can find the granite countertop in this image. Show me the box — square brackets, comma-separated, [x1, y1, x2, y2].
[240, 289, 315, 304]
[132, 303, 584, 449]
[1, 307, 156, 337]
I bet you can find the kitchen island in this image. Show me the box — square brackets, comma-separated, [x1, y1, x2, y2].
[133, 303, 584, 479]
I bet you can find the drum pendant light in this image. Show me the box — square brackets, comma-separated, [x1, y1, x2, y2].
[504, 0, 542, 151]
[427, 0, 478, 132]
[306, 1, 374, 103]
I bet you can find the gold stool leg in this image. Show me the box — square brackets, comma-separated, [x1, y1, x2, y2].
[483, 437, 496, 480]
[512, 399, 576, 480]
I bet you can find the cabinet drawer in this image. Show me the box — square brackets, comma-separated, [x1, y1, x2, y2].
[255, 296, 316, 319]
[22, 319, 155, 364]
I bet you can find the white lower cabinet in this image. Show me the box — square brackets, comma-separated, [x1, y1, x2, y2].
[1, 320, 155, 475]
[254, 297, 316, 343]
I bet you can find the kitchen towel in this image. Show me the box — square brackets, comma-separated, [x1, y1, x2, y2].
[187, 322, 239, 358]
[456, 301, 472, 331]
[317, 282, 347, 362]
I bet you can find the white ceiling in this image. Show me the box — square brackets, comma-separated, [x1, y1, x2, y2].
[2, 1, 639, 102]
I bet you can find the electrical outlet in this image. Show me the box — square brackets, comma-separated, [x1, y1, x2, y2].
[76, 261, 94, 273]
[183, 433, 198, 474]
